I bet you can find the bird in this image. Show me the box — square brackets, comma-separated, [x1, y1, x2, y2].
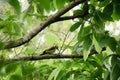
[40, 45, 58, 55]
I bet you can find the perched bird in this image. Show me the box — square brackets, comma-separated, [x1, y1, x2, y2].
[40, 45, 58, 55]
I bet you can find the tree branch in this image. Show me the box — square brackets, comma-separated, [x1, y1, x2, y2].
[54, 1, 89, 22]
[7, 54, 84, 62]
[6, 47, 106, 63]
[7, 53, 92, 63]
[3, 0, 86, 49]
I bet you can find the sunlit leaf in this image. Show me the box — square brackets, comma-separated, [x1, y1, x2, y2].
[54, 69, 66, 80]
[48, 68, 58, 80]
[112, 4, 120, 20]
[93, 35, 102, 53]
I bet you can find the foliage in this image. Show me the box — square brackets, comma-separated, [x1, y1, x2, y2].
[0, 0, 120, 80]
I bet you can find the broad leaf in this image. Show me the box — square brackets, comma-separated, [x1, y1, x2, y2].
[77, 23, 84, 43]
[93, 35, 102, 53]
[116, 45, 120, 55]
[112, 4, 120, 20]
[94, 10, 104, 28]
[107, 37, 117, 51]
[77, 24, 91, 43]
[99, 0, 111, 7]
[103, 3, 113, 16]
[111, 55, 120, 80]
[73, 10, 83, 16]
[70, 22, 81, 32]
[83, 35, 92, 61]
[48, 68, 60, 80]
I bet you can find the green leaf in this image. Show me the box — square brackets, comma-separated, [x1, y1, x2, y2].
[26, 48, 35, 55]
[107, 37, 117, 51]
[54, 69, 66, 80]
[0, 42, 5, 50]
[99, 0, 111, 7]
[94, 10, 113, 29]
[77, 23, 84, 43]
[93, 35, 102, 53]
[6, 0, 21, 14]
[103, 3, 113, 16]
[77, 24, 92, 43]
[45, 32, 60, 45]
[112, 4, 120, 20]
[48, 68, 59, 80]
[94, 10, 104, 28]
[36, 0, 52, 13]
[69, 22, 81, 32]
[53, 0, 66, 9]
[83, 26, 92, 36]
[116, 57, 120, 68]
[112, 0, 120, 4]
[101, 13, 113, 21]
[111, 55, 120, 80]
[21, 63, 35, 76]
[5, 63, 18, 74]
[48, 67, 63, 80]
[65, 70, 81, 79]
[111, 64, 120, 80]
[9, 74, 22, 80]
[83, 35, 92, 61]
[12, 22, 23, 36]
[105, 71, 110, 80]
[89, 61, 103, 78]
[116, 45, 120, 55]
[99, 35, 110, 48]
[73, 10, 83, 16]
[111, 55, 117, 66]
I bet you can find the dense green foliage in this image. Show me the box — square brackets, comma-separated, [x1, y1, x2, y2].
[0, 0, 120, 80]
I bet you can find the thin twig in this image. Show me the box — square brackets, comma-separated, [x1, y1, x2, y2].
[59, 31, 70, 54]
[61, 33, 77, 54]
